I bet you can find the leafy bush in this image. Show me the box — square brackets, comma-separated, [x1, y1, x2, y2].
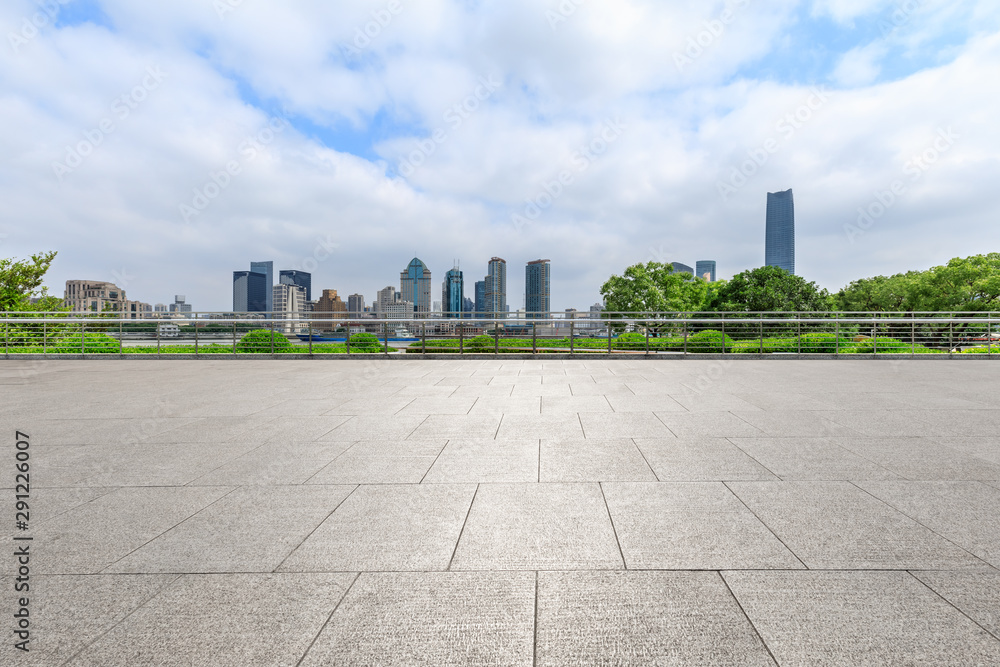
[465, 335, 495, 350]
[46, 332, 120, 353]
[799, 333, 841, 354]
[236, 329, 294, 353]
[615, 332, 646, 350]
[852, 336, 909, 354]
[349, 333, 382, 353]
[685, 329, 735, 353]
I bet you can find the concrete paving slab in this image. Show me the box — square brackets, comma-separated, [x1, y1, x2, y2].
[408, 414, 503, 439]
[729, 437, 901, 480]
[654, 412, 767, 438]
[510, 383, 573, 397]
[857, 481, 1000, 567]
[189, 441, 353, 486]
[727, 481, 986, 569]
[397, 396, 478, 415]
[318, 414, 428, 441]
[496, 414, 584, 439]
[724, 571, 1000, 666]
[635, 438, 779, 481]
[467, 396, 541, 415]
[603, 482, 803, 570]
[105, 485, 356, 573]
[579, 412, 676, 439]
[837, 437, 1000, 480]
[423, 439, 539, 483]
[672, 394, 764, 413]
[536, 571, 776, 666]
[306, 443, 441, 484]
[540, 395, 613, 414]
[729, 411, 859, 437]
[539, 438, 656, 482]
[280, 484, 476, 572]
[34, 486, 233, 574]
[69, 573, 356, 666]
[301, 572, 535, 667]
[451, 483, 623, 570]
[913, 571, 1000, 639]
[605, 394, 687, 412]
[813, 410, 945, 437]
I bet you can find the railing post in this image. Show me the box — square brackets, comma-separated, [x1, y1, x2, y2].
[873, 316, 877, 356]
[607, 321, 612, 355]
[759, 316, 763, 353]
[835, 317, 840, 355]
[721, 316, 726, 355]
[384, 322, 389, 357]
[194, 318, 199, 356]
[119, 318, 123, 356]
[949, 319, 954, 356]
[797, 318, 801, 355]
[912, 316, 916, 357]
[684, 319, 688, 355]
[990, 315, 993, 357]
[3, 313, 7, 359]
[157, 319, 161, 357]
[645, 323, 649, 356]
[233, 320, 237, 355]
[458, 323, 462, 356]
[570, 321, 575, 356]
[494, 317, 499, 355]
[532, 321, 537, 355]
[42, 315, 46, 356]
[423, 321, 428, 356]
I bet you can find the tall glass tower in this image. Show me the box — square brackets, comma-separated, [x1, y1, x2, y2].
[475, 281, 486, 319]
[442, 267, 464, 317]
[485, 257, 507, 317]
[233, 271, 267, 313]
[400, 258, 432, 316]
[765, 189, 795, 275]
[250, 261, 274, 312]
[696, 261, 717, 282]
[525, 259, 551, 319]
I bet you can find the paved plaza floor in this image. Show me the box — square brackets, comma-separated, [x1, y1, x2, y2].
[3, 358, 1000, 665]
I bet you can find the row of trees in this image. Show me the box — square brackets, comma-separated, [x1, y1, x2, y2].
[600, 254, 1000, 314]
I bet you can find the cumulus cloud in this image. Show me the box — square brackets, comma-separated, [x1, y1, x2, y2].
[0, 0, 997, 311]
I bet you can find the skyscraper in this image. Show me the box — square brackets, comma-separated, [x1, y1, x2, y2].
[279, 270, 311, 302]
[765, 189, 795, 275]
[525, 259, 551, 319]
[376, 286, 398, 315]
[250, 261, 274, 312]
[233, 271, 267, 312]
[671, 262, 694, 275]
[485, 257, 507, 317]
[400, 258, 432, 317]
[475, 280, 486, 319]
[696, 261, 717, 282]
[442, 266, 464, 318]
[315, 289, 347, 322]
[347, 294, 365, 317]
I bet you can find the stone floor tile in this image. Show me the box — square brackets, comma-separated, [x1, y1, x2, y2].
[408, 414, 503, 439]
[300, 572, 535, 667]
[580, 412, 676, 439]
[602, 482, 802, 569]
[539, 438, 656, 482]
[451, 483, 623, 570]
[654, 412, 766, 438]
[317, 415, 428, 441]
[837, 437, 1000, 480]
[913, 571, 1000, 639]
[635, 438, 779, 481]
[540, 395, 613, 414]
[189, 441, 353, 486]
[467, 396, 541, 415]
[68, 573, 356, 666]
[729, 438, 901, 480]
[605, 394, 687, 412]
[729, 411, 859, 437]
[536, 571, 775, 666]
[724, 571, 1000, 666]
[423, 439, 539, 483]
[495, 414, 584, 439]
[279, 484, 476, 571]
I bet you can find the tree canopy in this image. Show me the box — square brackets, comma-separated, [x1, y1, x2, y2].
[0, 251, 60, 312]
[599, 262, 717, 313]
[709, 265, 831, 312]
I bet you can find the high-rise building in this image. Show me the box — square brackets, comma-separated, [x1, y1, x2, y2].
[347, 294, 365, 317]
[170, 295, 192, 313]
[525, 259, 551, 319]
[314, 289, 348, 322]
[474, 280, 487, 318]
[400, 258, 432, 317]
[696, 261, 717, 282]
[765, 189, 795, 275]
[233, 271, 267, 312]
[279, 270, 311, 302]
[250, 261, 274, 312]
[442, 266, 464, 318]
[463, 297, 475, 318]
[273, 283, 307, 333]
[671, 262, 694, 275]
[485, 257, 507, 317]
[376, 286, 397, 315]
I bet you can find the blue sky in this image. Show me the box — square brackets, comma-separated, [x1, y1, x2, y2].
[1, 0, 998, 311]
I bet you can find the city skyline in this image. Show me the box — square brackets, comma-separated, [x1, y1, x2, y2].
[4, 3, 997, 312]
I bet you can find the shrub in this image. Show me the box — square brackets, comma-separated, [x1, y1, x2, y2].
[615, 332, 646, 350]
[852, 336, 909, 354]
[47, 332, 120, 353]
[465, 335, 494, 350]
[685, 329, 735, 353]
[236, 329, 294, 353]
[799, 333, 840, 354]
[349, 333, 382, 353]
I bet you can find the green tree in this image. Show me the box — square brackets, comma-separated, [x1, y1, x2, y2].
[0, 251, 60, 311]
[600, 262, 714, 313]
[709, 266, 831, 312]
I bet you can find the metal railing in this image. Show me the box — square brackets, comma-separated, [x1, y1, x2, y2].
[1, 311, 997, 358]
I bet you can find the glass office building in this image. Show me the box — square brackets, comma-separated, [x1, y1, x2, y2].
[525, 259, 551, 319]
[696, 261, 717, 282]
[250, 261, 274, 312]
[485, 257, 507, 317]
[400, 258, 432, 316]
[765, 189, 795, 275]
[279, 270, 311, 302]
[671, 262, 694, 275]
[475, 281, 486, 318]
[233, 271, 267, 313]
[442, 267, 464, 317]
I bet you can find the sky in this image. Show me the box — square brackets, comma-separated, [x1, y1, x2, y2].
[1, 0, 998, 312]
